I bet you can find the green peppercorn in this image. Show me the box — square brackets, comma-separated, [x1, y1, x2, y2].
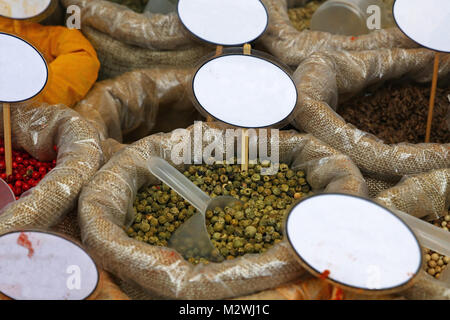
[129, 161, 312, 264]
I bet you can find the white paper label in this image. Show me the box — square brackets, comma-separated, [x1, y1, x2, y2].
[0, 33, 48, 103]
[286, 194, 421, 291]
[0, 0, 51, 19]
[0, 231, 99, 300]
[193, 54, 297, 128]
[178, 0, 268, 45]
[393, 0, 450, 52]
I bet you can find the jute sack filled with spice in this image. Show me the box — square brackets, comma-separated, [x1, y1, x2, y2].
[239, 169, 450, 300]
[61, 0, 211, 80]
[258, 0, 418, 67]
[375, 169, 450, 300]
[74, 67, 202, 144]
[77, 122, 367, 299]
[291, 48, 450, 195]
[0, 104, 102, 233]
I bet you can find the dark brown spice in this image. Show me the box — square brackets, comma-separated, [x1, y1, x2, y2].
[338, 82, 450, 144]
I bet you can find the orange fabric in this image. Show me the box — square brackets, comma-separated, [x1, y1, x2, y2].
[0, 18, 100, 107]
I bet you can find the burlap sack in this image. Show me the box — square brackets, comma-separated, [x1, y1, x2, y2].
[290, 48, 450, 195]
[0, 104, 102, 233]
[375, 169, 450, 300]
[240, 169, 450, 300]
[61, 0, 211, 79]
[258, 0, 418, 67]
[73, 67, 203, 143]
[77, 122, 367, 299]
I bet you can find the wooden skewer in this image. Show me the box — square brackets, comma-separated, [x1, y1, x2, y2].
[240, 44, 252, 171]
[241, 128, 249, 171]
[215, 45, 223, 57]
[3, 103, 12, 177]
[425, 52, 440, 143]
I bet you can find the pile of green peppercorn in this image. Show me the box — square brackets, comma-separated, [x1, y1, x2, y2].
[126, 161, 312, 264]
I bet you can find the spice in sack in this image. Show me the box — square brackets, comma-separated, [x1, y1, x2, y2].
[338, 82, 450, 144]
[424, 211, 450, 279]
[106, 0, 149, 12]
[0, 140, 56, 199]
[288, 0, 325, 32]
[127, 161, 312, 264]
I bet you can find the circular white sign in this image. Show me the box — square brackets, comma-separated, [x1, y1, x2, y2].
[0, 231, 99, 300]
[286, 194, 422, 292]
[0, 0, 52, 20]
[0, 33, 48, 103]
[178, 0, 268, 46]
[193, 54, 298, 128]
[393, 0, 450, 52]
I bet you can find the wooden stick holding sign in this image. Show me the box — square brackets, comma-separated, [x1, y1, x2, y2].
[3, 104, 12, 177]
[178, 0, 296, 173]
[393, 0, 450, 143]
[241, 44, 252, 172]
[0, 33, 48, 181]
[425, 52, 440, 143]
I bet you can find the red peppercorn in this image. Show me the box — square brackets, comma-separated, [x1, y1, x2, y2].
[0, 140, 56, 198]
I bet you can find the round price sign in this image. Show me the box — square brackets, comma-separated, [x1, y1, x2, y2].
[393, 0, 450, 52]
[286, 194, 422, 293]
[192, 51, 298, 128]
[0, 33, 48, 103]
[0, 231, 99, 300]
[0, 0, 52, 20]
[178, 0, 268, 46]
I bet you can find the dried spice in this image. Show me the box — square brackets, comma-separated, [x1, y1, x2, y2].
[288, 0, 326, 32]
[105, 0, 149, 13]
[424, 212, 450, 279]
[338, 82, 450, 144]
[0, 139, 56, 199]
[127, 162, 312, 264]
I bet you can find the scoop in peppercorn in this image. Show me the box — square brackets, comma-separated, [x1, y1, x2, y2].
[148, 156, 242, 262]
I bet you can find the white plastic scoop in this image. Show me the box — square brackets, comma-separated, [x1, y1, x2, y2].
[147, 157, 242, 262]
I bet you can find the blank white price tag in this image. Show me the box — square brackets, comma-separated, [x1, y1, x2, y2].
[178, 0, 268, 46]
[0, 231, 99, 300]
[0, 33, 48, 103]
[286, 194, 422, 292]
[192, 53, 297, 128]
[393, 0, 450, 52]
[0, 0, 52, 20]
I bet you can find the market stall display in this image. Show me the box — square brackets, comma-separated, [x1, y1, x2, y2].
[258, 0, 417, 67]
[0, 32, 48, 183]
[130, 157, 313, 264]
[393, 0, 450, 143]
[61, 0, 211, 80]
[291, 48, 449, 196]
[77, 122, 367, 299]
[0, 104, 102, 234]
